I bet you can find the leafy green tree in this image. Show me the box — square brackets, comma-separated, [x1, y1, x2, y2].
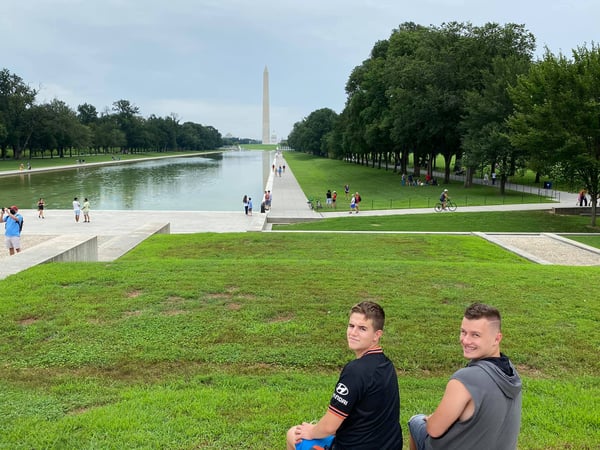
[288, 108, 338, 156]
[112, 99, 143, 152]
[95, 114, 126, 152]
[459, 24, 535, 191]
[461, 55, 532, 193]
[0, 68, 37, 159]
[77, 103, 98, 125]
[344, 39, 395, 168]
[335, 22, 535, 183]
[28, 100, 90, 157]
[508, 45, 600, 225]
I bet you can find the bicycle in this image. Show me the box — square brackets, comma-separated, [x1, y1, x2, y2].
[307, 198, 323, 210]
[434, 199, 457, 212]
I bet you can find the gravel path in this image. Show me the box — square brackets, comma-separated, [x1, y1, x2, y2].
[481, 233, 600, 266]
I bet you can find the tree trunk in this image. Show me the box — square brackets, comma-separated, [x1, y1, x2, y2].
[464, 167, 474, 187]
[590, 192, 598, 227]
[443, 154, 452, 184]
[500, 174, 507, 195]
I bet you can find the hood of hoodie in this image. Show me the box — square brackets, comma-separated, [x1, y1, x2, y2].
[468, 354, 522, 400]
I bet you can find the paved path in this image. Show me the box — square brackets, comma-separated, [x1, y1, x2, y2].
[265, 154, 600, 266]
[1, 152, 599, 272]
[266, 152, 322, 223]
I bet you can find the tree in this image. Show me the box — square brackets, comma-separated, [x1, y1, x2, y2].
[77, 103, 98, 125]
[461, 55, 532, 193]
[508, 45, 600, 226]
[112, 99, 142, 152]
[343, 39, 395, 168]
[0, 68, 37, 159]
[95, 114, 126, 152]
[288, 108, 338, 156]
[458, 23, 535, 191]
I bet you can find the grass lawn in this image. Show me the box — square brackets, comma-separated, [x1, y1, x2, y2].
[274, 210, 600, 233]
[283, 152, 556, 211]
[0, 151, 206, 172]
[0, 150, 598, 448]
[1, 233, 598, 449]
[566, 235, 600, 249]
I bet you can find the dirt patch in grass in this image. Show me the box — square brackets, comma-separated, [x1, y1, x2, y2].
[18, 316, 39, 326]
[516, 364, 546, 378]
[268, 313, 293, 323]
[162, 309, 186, 316]
[206, 292, 232, 300]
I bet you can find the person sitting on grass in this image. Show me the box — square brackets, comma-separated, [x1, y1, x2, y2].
[286, 301, 403, 450]
[408, 303, 522, 450]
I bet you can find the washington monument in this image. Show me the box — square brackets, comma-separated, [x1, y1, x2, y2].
[262, 66, 270, 144]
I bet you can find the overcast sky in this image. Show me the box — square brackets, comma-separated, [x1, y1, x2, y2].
[2, 1, 598, 141]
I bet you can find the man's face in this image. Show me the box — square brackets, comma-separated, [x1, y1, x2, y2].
[460, 317, 502, 360]
[347, 312, 382, 357]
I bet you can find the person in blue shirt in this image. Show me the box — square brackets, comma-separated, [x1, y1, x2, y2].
[2, 205, 24, 255]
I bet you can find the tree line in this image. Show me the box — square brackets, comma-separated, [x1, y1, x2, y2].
[0, 68, 223, 160]
[287, 22, 600, 224]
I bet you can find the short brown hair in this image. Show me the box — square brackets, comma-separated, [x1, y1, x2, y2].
[464, 303, 501, 329]
[351, 301, 385, 331]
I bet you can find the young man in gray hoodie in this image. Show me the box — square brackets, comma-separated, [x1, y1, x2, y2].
[408, 303, 522, 450]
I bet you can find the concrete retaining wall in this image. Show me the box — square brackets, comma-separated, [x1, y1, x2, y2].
[98, 222, 170, 261]
[552, 207, 600, 216]
[0, 235, 98, 280]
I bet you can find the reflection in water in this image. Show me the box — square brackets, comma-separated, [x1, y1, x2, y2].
[1, 151, 273, 211]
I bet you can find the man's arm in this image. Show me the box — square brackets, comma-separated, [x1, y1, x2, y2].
[295, 410, 344, 442]
[426, 379, 472, 438]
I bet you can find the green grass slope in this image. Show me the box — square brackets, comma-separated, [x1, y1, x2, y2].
[0, 233, 598, 449]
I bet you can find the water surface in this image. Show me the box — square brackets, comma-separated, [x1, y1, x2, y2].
[1, 151, 272, 211]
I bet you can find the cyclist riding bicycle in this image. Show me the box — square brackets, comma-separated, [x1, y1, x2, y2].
[440, 189, 449, 210]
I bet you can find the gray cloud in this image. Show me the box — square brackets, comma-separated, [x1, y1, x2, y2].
[2, 0, 598, 139]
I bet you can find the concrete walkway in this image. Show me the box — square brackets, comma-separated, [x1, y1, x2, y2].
[263, 154, 600, 266]
[266, 152, 322, 224]
[1, 152, 599, 279]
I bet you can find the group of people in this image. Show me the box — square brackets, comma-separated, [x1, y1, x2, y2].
[350, 192, 361, 214]
[325, 190, 337, 208]
[482, 172, 498, 185]
[272, 164, 285, 177]
[262, 190, 272, 212]
[402, 173, 438, 187]
[287, 301, 522, 450]
[242, 195, 253, 215]
[1, 196, 92, 256]
[73, 197, 91, 222]
[576, 189, 597, 206]
[241, 191, 273, 215]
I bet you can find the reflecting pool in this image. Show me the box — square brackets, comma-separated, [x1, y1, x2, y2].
[0, 151, 273, 211]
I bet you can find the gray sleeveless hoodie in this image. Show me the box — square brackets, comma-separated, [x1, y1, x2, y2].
[427, 356, 522, 450]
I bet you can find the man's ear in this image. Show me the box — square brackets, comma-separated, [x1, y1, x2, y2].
[374, 329, 383, 342]
[495, 332, 503, 346]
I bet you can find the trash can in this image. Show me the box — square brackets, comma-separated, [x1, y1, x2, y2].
[543, 181, 552, 189]
[260, 202, 266, 213]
